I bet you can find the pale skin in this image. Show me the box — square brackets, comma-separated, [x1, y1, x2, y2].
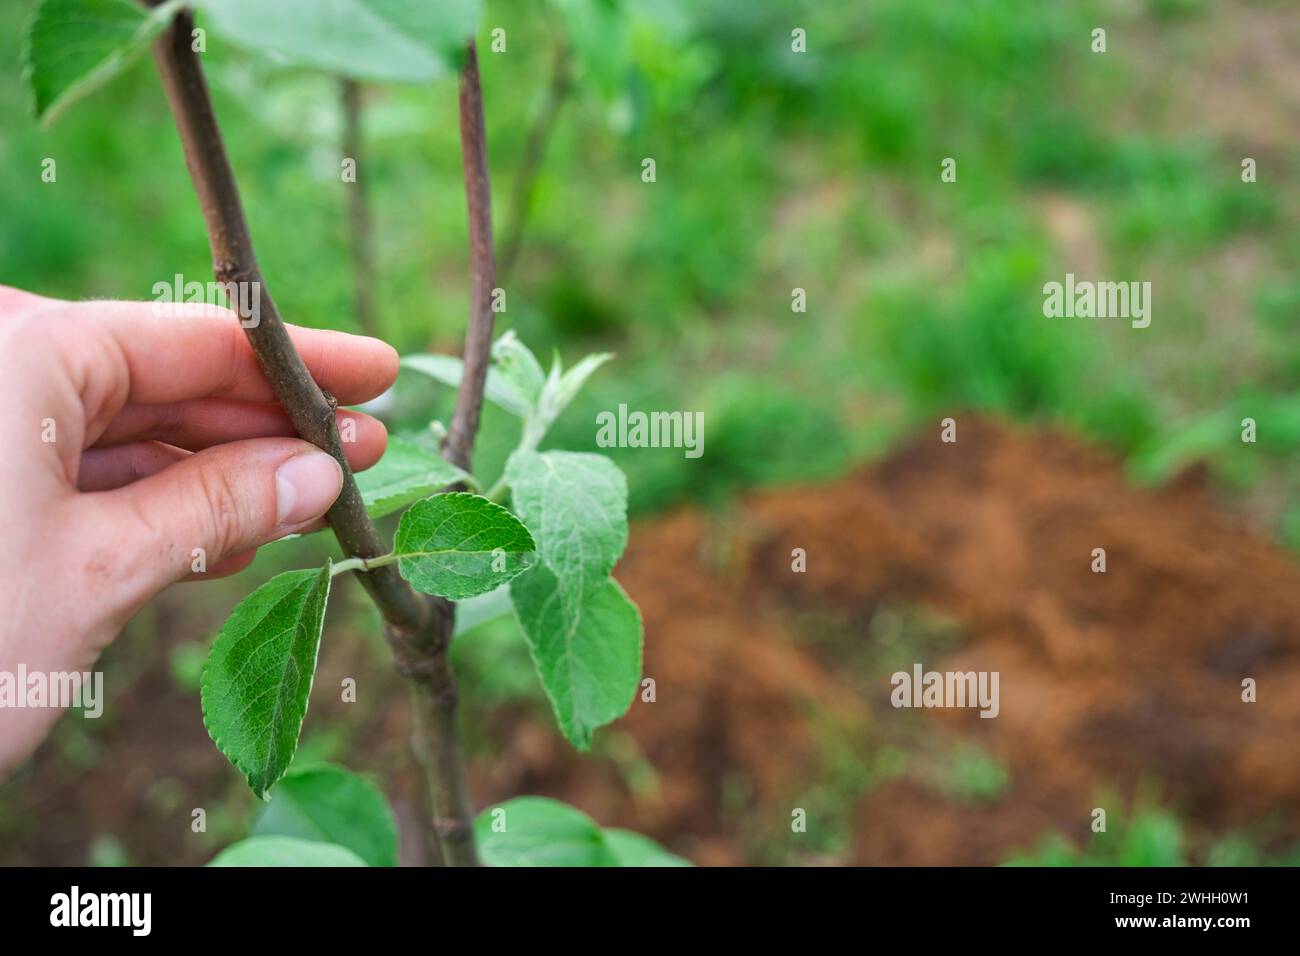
[0, 286, 399, 772]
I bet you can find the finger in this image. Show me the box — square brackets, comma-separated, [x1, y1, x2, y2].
[77, 299, 399, 405]
[81, 441, 335, 533]
[94, 438, 344, 597]
[181, 548, 258, 582]
[77, 441, 190, 492]
[0, 284, 44, 313]
[95, 402, 388, 467]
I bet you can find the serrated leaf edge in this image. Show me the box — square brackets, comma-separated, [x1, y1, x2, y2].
[200, 563, 331, 800]
[513, 575, 643, 751]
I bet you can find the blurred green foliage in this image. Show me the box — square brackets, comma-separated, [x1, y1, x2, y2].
[4, 0, 1297, 526]
[1007, 806, 1300, 867]
[1006, 808, 1188, 867]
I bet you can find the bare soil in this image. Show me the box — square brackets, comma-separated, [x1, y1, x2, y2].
[481, 418, 1300, 864]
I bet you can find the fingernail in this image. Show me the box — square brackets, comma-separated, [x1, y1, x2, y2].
[276, 452, 343, 526]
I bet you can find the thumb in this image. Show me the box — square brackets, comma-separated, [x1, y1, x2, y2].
[100, 438, 343, 597]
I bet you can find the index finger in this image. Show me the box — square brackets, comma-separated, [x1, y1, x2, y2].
[73, 298, 399, 405]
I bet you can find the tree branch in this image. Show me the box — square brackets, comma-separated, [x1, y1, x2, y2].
[443, 42, 494, 473]
[149, 12, 430, 648]
[405, 39, 499, 869]
[148, 9, 480, 866]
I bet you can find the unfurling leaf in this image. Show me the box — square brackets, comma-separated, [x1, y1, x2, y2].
[394, 493, 536, 600]
[491, 331, 546, 409]
[551, 351, 612, 421]
[527, 349, 611, 448]
[402, 337, 610, 457]
[201, 564, 331, 799]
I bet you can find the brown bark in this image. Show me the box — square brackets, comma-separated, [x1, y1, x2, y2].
[148, 9, 488, 866]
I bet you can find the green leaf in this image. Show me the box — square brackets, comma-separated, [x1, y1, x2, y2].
[474, 797, 616, 867]
[253, 764, 398, 867]
[208, 835, 366, 867]
[529, 352, 565, 442]
[505, 450, 628, 623]
[23, 0, 185, 126]
[201, 564, 331, 799]
[604, 829, 691, 867]
[402, 338, 610, 449]
[194, 0, 481, 84]
[22, 0, 482, 123]
[527, 348, 612, 450]
[394, 493, 536, 599]
[553, 351, 613, 416]
[491, 331, 546, 409]
[505, 451, 637, 748]
[355, 436, 471, 518]
[473, 798, 684, 868]
[401, 353, 533, 418]
[511, 570, 642, 750]
[452, 583, 513, 638]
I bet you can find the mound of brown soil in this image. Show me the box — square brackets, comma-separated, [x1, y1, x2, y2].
[484, 418, 1300, 864]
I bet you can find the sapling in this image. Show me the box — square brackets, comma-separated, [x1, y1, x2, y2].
[24, 0, 674, 867]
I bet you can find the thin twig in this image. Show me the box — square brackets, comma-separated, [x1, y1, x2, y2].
[149, 12, 427, 648]
[498, 42, 571, 282]
[341, 78, 378, 336]
[410, 40, 498, 869]
[148, 8, 483, 866]
[444, 42, 494, 473]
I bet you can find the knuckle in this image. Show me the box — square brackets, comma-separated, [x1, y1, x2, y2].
[215, 329, 248, 397]
[194, 465, 254, 557]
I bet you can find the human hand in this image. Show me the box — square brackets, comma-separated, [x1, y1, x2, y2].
[0, 286, 397, 771]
